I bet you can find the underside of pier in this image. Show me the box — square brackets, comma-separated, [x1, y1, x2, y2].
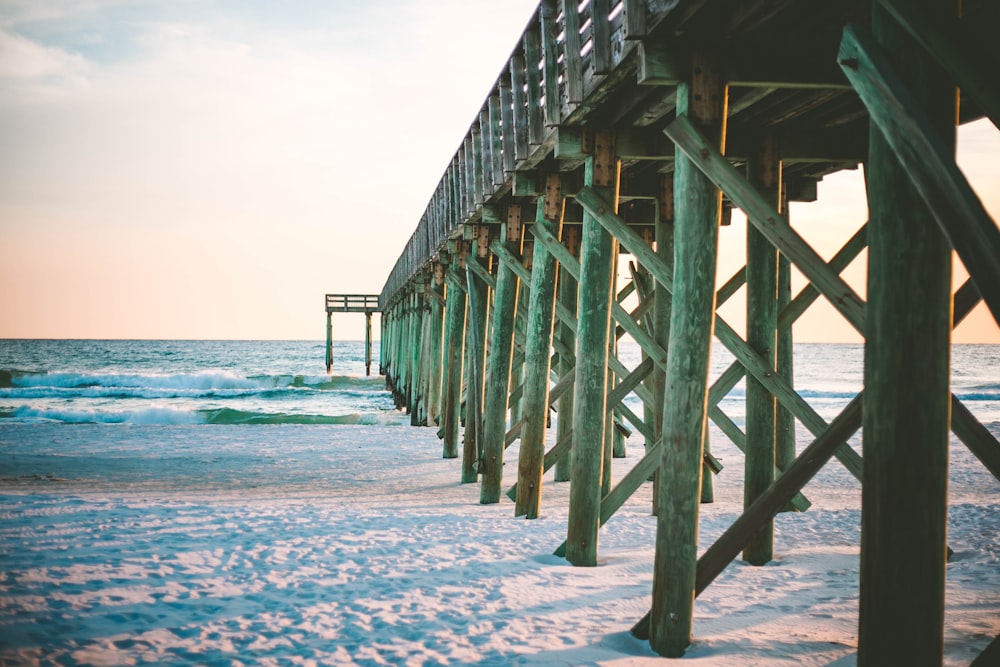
[377, 0, 1000, 661]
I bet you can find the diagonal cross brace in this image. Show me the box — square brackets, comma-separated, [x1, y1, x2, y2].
[838, 23, 1000, 325]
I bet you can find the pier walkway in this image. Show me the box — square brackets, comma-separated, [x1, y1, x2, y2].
[374, 1, 1000, 661]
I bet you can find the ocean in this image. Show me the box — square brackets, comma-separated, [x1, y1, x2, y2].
[0, 339, 399, 427]
[0, 338, 996, 495]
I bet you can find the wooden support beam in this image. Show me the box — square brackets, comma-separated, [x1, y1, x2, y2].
[480, 214, 522, 504]
[510, 51, 530, 163]
[440, 263, 467, 459]
[839, 24, 1000, 326]
[744, 135, 780, 565]
[463, 260, 489, 483]
[555, 231, 579, 482]
[775, 202, 795, 508]
[427, 264, 446, 424]
[516, 179, 563, 518]
[325, 311, 333, 373]
[855, 6, 955, 663]
[566, 129, 618, 567]
[650, 53, 726, 658]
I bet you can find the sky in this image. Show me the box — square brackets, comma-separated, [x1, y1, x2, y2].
[0, 0, 998, 343]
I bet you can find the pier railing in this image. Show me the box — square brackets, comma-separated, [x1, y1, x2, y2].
[380, 0, 645, 307]
[325, 294, 380, 313]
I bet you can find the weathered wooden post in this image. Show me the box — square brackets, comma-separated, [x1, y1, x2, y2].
[441, 248, 468, 459]
[650, 52, 726, 657]
[407, 286, 423, 424]
[463, 250, 490, 483]
[744, 135, 780, 565]
[427, 261, 446, 425]
[365, 310, 373, 376]
[481, 209, 523, 503]
[857, 4, 954, 664]
[325, 308, 334, 374]
[652, 180, 674, 512]
[554, 226, 578, 483]
[566, 129, 618, 567]
[515, 176, 562, 518]
[775, 190, 795, 506]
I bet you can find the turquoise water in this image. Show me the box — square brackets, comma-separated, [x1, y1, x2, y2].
[1, 339, 997, 426]
[0, 339, 996, 494]
[0, 340, 399, 425]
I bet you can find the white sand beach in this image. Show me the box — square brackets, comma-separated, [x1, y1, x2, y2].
[1, 422, 997, 666]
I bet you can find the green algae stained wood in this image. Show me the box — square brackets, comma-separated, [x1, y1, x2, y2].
[515, 186, 563, 518]
[441, 262, 467, 459]
[463, 259, 490, 483]
[565, 130, 618, 567]
[555, 253, 578, 482]
[855, 6, 955, 664]
[481, 215, 523, 503]
[650, 56, 725, 658]
[744, 137, 780, 565]
[427, 265, 446, 426]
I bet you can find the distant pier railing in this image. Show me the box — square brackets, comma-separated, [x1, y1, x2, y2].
[325, 294, 380, 313]
[324, 294, 380, 375]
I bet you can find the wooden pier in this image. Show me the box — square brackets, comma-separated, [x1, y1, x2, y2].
[375, 1, 1000, 662]
[325, 294, 380, 375]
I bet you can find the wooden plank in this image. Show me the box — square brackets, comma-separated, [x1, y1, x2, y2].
[590, 0, 612, 75]
[523, 28, 545, 146]
[623, 0, 646, 39]
[839, 24, 1000, 325]
[510, 50, 531, 162]
[477, 113, 492, 202]
[500, 76, 517, 174]
[542, 0, 564, 124]
[561, 0, 584, 104]
[488, 94, 505, 189]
